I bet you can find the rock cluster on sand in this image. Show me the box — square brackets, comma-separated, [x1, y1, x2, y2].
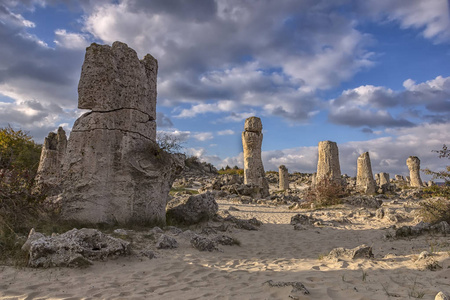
[356, 152, 376, 194]
[242, 116, 269, 198]
[278, 165, 289, 190]
[34, 127, 67, 191]
[315, 140, 342, 185]
[59, 41, 184, 224]
[22, 228, 130, 268]
[406, 156, 423, 187]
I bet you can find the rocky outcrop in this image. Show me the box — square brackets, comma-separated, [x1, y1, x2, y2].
[315, 141, 342, 185]
[407, 156, 423, 187]
[34, 127, 67, 191]
[242, 116, 269, 198]
[279, 165, 289, 190]
[356, 152, 376, 194]
[166, 192, 218, 225]
[60, 42, 184, 225]
[22, 228, 130, 268]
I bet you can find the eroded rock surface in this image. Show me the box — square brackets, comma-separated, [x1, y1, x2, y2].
[315, 141, 342, 185]
[60, 42, 184, 224]
[242, 116, 269, 198]
[407, 156, 423, 187]
[166, 192, 218, 225]
[34, 127, 67, 191]
[23, 228, 130, 268]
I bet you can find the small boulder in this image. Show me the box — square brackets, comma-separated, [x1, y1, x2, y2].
[190, 235, 220, 252]
[166, 192, 218, 225]
[327, 244, 373, 261]
[156, 234, 178, 249]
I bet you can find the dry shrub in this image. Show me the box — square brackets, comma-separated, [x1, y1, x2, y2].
[304, 178, 348, 208]
[421, 185, 450, 199]
[0, 168, 49, 263]
[418, 197, 450, 224]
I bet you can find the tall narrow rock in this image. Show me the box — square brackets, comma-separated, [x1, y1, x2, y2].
[34, 127, 67, 191]
[242, 116, 269, 198]
[316, 141, 342, 185]
[279, 165, 289, 190]
[406, 156, 423, 187]
[61, 41, 184, 224]
[356, 152, 376, 194]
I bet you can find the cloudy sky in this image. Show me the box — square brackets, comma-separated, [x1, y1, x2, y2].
[1, 0, 449, 180]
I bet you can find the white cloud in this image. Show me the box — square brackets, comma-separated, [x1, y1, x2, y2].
[192, 132, 214, 141]
[329, 75, 450, 127]
[360, 0, 450, 43]
[54, 29, 90, 50]
[217, 129, 234, 136]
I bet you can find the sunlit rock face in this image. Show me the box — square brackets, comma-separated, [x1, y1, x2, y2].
[356, 152, 376, 194]
[315, 140, 342, 185]
[242, 116, 269, 198]
[406, 156, 423, 188]
[61, 41, 183, 225]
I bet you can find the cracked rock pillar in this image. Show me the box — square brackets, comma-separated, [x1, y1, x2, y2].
[356, 152, 376, 194]
[242, 116, 269, 198]
[279, 165, 289, 190]
[316, 141, 342, 185]
[61, 41, 183, 224]
[406, 156, 423, 187]
[34, 127, 67, 191]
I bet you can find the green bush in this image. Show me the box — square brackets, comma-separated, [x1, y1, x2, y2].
[218, 168, 244, 176]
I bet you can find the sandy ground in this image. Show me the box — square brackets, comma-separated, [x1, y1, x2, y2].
[1, 198, 450, 300]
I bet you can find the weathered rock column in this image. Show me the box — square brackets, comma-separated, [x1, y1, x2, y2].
[34, 126, 67, 190]
[61, 41, 184, 224]
[242, 116, 269, 198]
[356, 152, 376, 194]
[316, 141, 342, 185]
[279, 165, 289, 190]
[406, 156, 423, 187]
[378, 172, 390, 193]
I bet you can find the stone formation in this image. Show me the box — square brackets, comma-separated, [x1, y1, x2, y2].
[57, 41, 183, 224]
[279, 165, 289, 190]
[406, 156, 423, 187]
[356, 152, 376, 194]
[242, 116, 269, 198]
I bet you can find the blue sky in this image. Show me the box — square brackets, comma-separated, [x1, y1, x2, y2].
[1, 0, 449, 180]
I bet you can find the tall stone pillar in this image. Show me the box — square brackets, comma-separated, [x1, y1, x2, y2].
[279, 165, 289, 190]
[34, 126, 67, 190]
[60, 41, 184, 224]
[316, 141, 342, 185]
[356, 152, 376, 194]
[406, 156, 423, 187]
[242, 116, 269, 198]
